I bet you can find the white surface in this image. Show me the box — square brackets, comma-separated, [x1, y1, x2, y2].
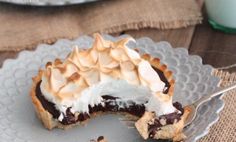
[0, 35, 223, 142]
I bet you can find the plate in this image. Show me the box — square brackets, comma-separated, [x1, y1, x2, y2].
[0, 35, 223, 142]
[0, 0, 98, 6]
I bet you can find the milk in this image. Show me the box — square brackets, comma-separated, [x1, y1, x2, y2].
[206, 0, 236, 29]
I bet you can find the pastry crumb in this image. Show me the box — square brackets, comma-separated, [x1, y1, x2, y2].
[90, 136, 107, 142]
[97, 136, 106, 142]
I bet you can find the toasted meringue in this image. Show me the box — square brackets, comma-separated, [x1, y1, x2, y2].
[40, 34, 176, 118]
[145, 92, 176, 116]
[138, 60, 165, 92]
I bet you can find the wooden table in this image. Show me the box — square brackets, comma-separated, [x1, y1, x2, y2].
[0, 2, 236, 73]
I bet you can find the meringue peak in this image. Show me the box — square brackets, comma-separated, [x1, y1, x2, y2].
[42, 34, 165, 99]
[93, 33, 113, 51]
[40, 34, 172, 116]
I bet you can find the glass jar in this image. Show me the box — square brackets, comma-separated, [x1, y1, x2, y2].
[205, 0, 236, 33]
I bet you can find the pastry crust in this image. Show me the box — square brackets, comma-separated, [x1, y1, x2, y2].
[135, 107, 191, 142]
[141, 53, 175, 96]
[30, 70, 58, 130]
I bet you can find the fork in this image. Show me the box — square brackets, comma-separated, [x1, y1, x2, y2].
[184, 83, 236, 127]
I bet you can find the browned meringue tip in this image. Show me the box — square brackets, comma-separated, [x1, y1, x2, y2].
[54, 58, 63, 66]
[93, 33, 134, 50]
[134, 48, 140, 53]
[141, 54, 175, 97]
[45, 62, 52, 68]
[93, 33, 113, 50]
[120, 60, 135, 71]
[57, 67, 66, 74]
[67, 72, 80, 82]
[114, 37, 133, 48]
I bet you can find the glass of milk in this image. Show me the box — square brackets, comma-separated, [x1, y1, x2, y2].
[205, 0, 236, 33]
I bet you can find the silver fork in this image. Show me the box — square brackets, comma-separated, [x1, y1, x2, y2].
[120, 83, 236, 128]
[184, 83, 236, 127]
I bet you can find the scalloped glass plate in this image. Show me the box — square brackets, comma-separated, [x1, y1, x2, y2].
[0, 35, 223, 142]
[0, 0, 98, 6]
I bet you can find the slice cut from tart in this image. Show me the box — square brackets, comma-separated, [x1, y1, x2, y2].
[30, 34, 190, 141]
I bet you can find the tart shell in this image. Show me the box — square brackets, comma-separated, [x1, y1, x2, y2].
[30, 55, 190, 142]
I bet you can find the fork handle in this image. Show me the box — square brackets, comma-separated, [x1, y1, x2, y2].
[194, 83, 236, 108]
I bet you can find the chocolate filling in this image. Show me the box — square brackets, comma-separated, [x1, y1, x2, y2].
[35, 67, 182, 126]
[36, 81, 183, 127]
[152, 66, 171, 94]
[148, 102, 184, 138]
[97, 136, 105, 142]
[35, 81, 60, 119]
[36, 81, 145, 125]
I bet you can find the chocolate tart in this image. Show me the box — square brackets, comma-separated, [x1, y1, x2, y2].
[30, 34, 190, 142]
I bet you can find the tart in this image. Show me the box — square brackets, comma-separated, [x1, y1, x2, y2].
[30, 34, 190, 141]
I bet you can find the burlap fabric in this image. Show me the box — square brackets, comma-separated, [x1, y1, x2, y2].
[0, 0, 202, 51]
[199, 70, 236, 142]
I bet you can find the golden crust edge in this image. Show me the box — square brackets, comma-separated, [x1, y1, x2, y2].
[30, 70, 58, 130]
[141, 54, 175, 96]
